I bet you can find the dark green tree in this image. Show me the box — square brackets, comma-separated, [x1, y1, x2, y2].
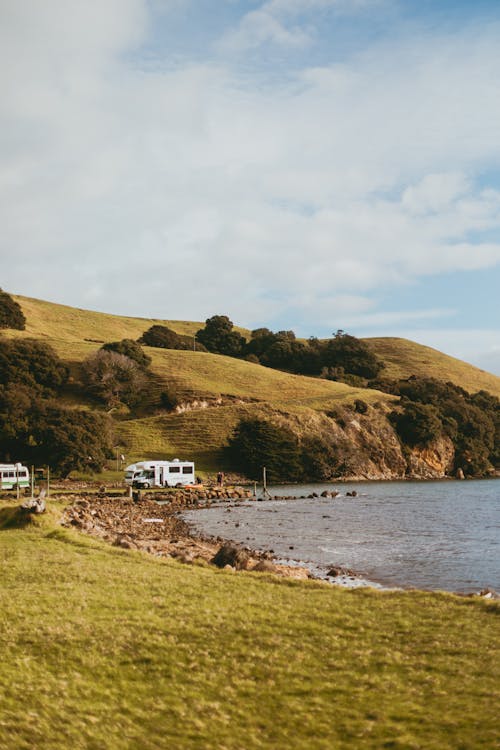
[139, 325, 204, 351]
[225, 418, 303, 482]
[0, 339, 68, 393]
[323, 331, 384, 379]
[0, 289, 26, 330]
[390, 401, 443, 447]
[196, 315, 245, 357]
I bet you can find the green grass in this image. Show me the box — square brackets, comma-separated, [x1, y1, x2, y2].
[367, 337, 500, 398]
[0, 502, 498, 750]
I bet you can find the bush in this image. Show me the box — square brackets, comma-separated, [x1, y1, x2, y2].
[139, 325, 201, 351]
[101, 339, 151, 368]
[0, 339, 68, 393]
[159, 386, 179, 411]
[301, 437, 343, 480]
[225, 419, 303, 482]
[81, 350, 146, 408]
[390, 401, 443, 447]
[0, 386, 112, 476]
[196, 315, 245, 357]
[0, 289, 26, 330]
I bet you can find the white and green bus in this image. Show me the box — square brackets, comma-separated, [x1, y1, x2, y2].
[0, 463, 30, 491]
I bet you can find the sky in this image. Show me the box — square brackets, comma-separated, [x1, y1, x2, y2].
[1, 0, 500, 373]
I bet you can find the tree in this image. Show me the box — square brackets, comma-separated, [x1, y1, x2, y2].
[81, 350, 146, 408]
[323, 331, 384, 379]
[301, 437, 343, 480]
[0, 289, 26, 330]
[101, 339, 151, 368]
[225, 418, 303, 482]
[0, 387, 112, 475]
[139, 325, 203, 351]
[33, 405, 113, 477]
[390, 401, 443, 447]
[196, 315, 245, 357]
[0, 339, 68, 393]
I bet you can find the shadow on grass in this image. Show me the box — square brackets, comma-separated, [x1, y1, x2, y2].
[0, 505, 36, 530]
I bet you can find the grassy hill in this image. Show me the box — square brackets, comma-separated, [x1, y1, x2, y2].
[367, 337, 500, 398]
[5, 294, 500, 472]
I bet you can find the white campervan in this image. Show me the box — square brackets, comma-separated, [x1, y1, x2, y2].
[0, 463, 30, 491]
[124, 459, 195, 489]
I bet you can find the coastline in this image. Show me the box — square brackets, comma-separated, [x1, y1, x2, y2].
[51, 479, 499, 597]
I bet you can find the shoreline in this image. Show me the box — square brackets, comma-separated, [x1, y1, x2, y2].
[182, 500, 388, 590]
[51, 484, 499, 598]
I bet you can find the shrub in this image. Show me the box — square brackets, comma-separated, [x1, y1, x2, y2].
[225, 418, 303, 482]
[159, 386, 179, 411]
[101, 339, 151, 368]
[139, 325, 200, 351]
[390, 401, 443, 447]
[0, 289, 26, 330]
[81, 350, 146, 408]
[301, 437, 343, 480]
[196, 315, 245, 357]
[0, 339, 68, 393]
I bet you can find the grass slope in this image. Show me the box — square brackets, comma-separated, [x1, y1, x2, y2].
[5, 294, 500, 468]
[367, 337, 500, 398]
[0, 504, 498, 750]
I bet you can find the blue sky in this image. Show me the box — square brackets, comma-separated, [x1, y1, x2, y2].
[1, 0, 500, 372]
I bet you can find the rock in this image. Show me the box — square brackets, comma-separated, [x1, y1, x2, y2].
[251, 560, 278, 573]
[211, 543, 251, 570]
[20, 498, 46, 514]
[456, 468, 465, 480]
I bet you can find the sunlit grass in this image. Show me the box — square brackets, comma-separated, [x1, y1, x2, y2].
[367, 337, 500, 398]
[0, 502, 498, 750]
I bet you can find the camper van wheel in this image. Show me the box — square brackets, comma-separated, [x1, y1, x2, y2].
[175, 483, 182, 488]
[142, 482, 150, 489]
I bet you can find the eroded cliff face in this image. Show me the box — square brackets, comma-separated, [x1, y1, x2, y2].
[273, 403, 456, 481]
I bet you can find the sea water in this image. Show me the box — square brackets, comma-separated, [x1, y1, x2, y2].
[184, 479, 500, 593]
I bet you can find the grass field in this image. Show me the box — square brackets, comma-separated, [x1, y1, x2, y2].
[1, 502, 498, 750]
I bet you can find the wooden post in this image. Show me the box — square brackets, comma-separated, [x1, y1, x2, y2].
[31, 465, 34, 499]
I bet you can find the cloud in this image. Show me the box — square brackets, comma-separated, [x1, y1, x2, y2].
[1, 1, 500, 345]
[217, 0, 383, 53]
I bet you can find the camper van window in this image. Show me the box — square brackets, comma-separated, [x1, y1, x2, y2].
[169, 466, 180, 473]
[182, 466, 192, 474]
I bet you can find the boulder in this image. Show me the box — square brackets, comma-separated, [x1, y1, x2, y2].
[211, 543, 251, 570]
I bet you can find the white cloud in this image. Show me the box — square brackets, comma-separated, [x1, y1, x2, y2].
[217, 0, 384, 53]
[1, 1, 500, 347]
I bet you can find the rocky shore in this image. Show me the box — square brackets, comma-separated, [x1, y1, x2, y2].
[61, 492, 312, 580]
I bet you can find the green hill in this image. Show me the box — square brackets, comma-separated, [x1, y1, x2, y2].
[366, 337, 500, 398]
[4, 294, 500, 473]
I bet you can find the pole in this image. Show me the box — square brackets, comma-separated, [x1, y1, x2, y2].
[263, 466, 267, 493]
[47, 466, 50, 498]
[31, 465, 34, 499]
[16, 464, 19, 500]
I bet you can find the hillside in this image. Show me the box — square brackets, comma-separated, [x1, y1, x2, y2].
[367, 337, 500, 398]
[4, 294, 500, 477]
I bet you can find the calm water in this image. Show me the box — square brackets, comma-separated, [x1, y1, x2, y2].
[185, 480, 500, 593]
